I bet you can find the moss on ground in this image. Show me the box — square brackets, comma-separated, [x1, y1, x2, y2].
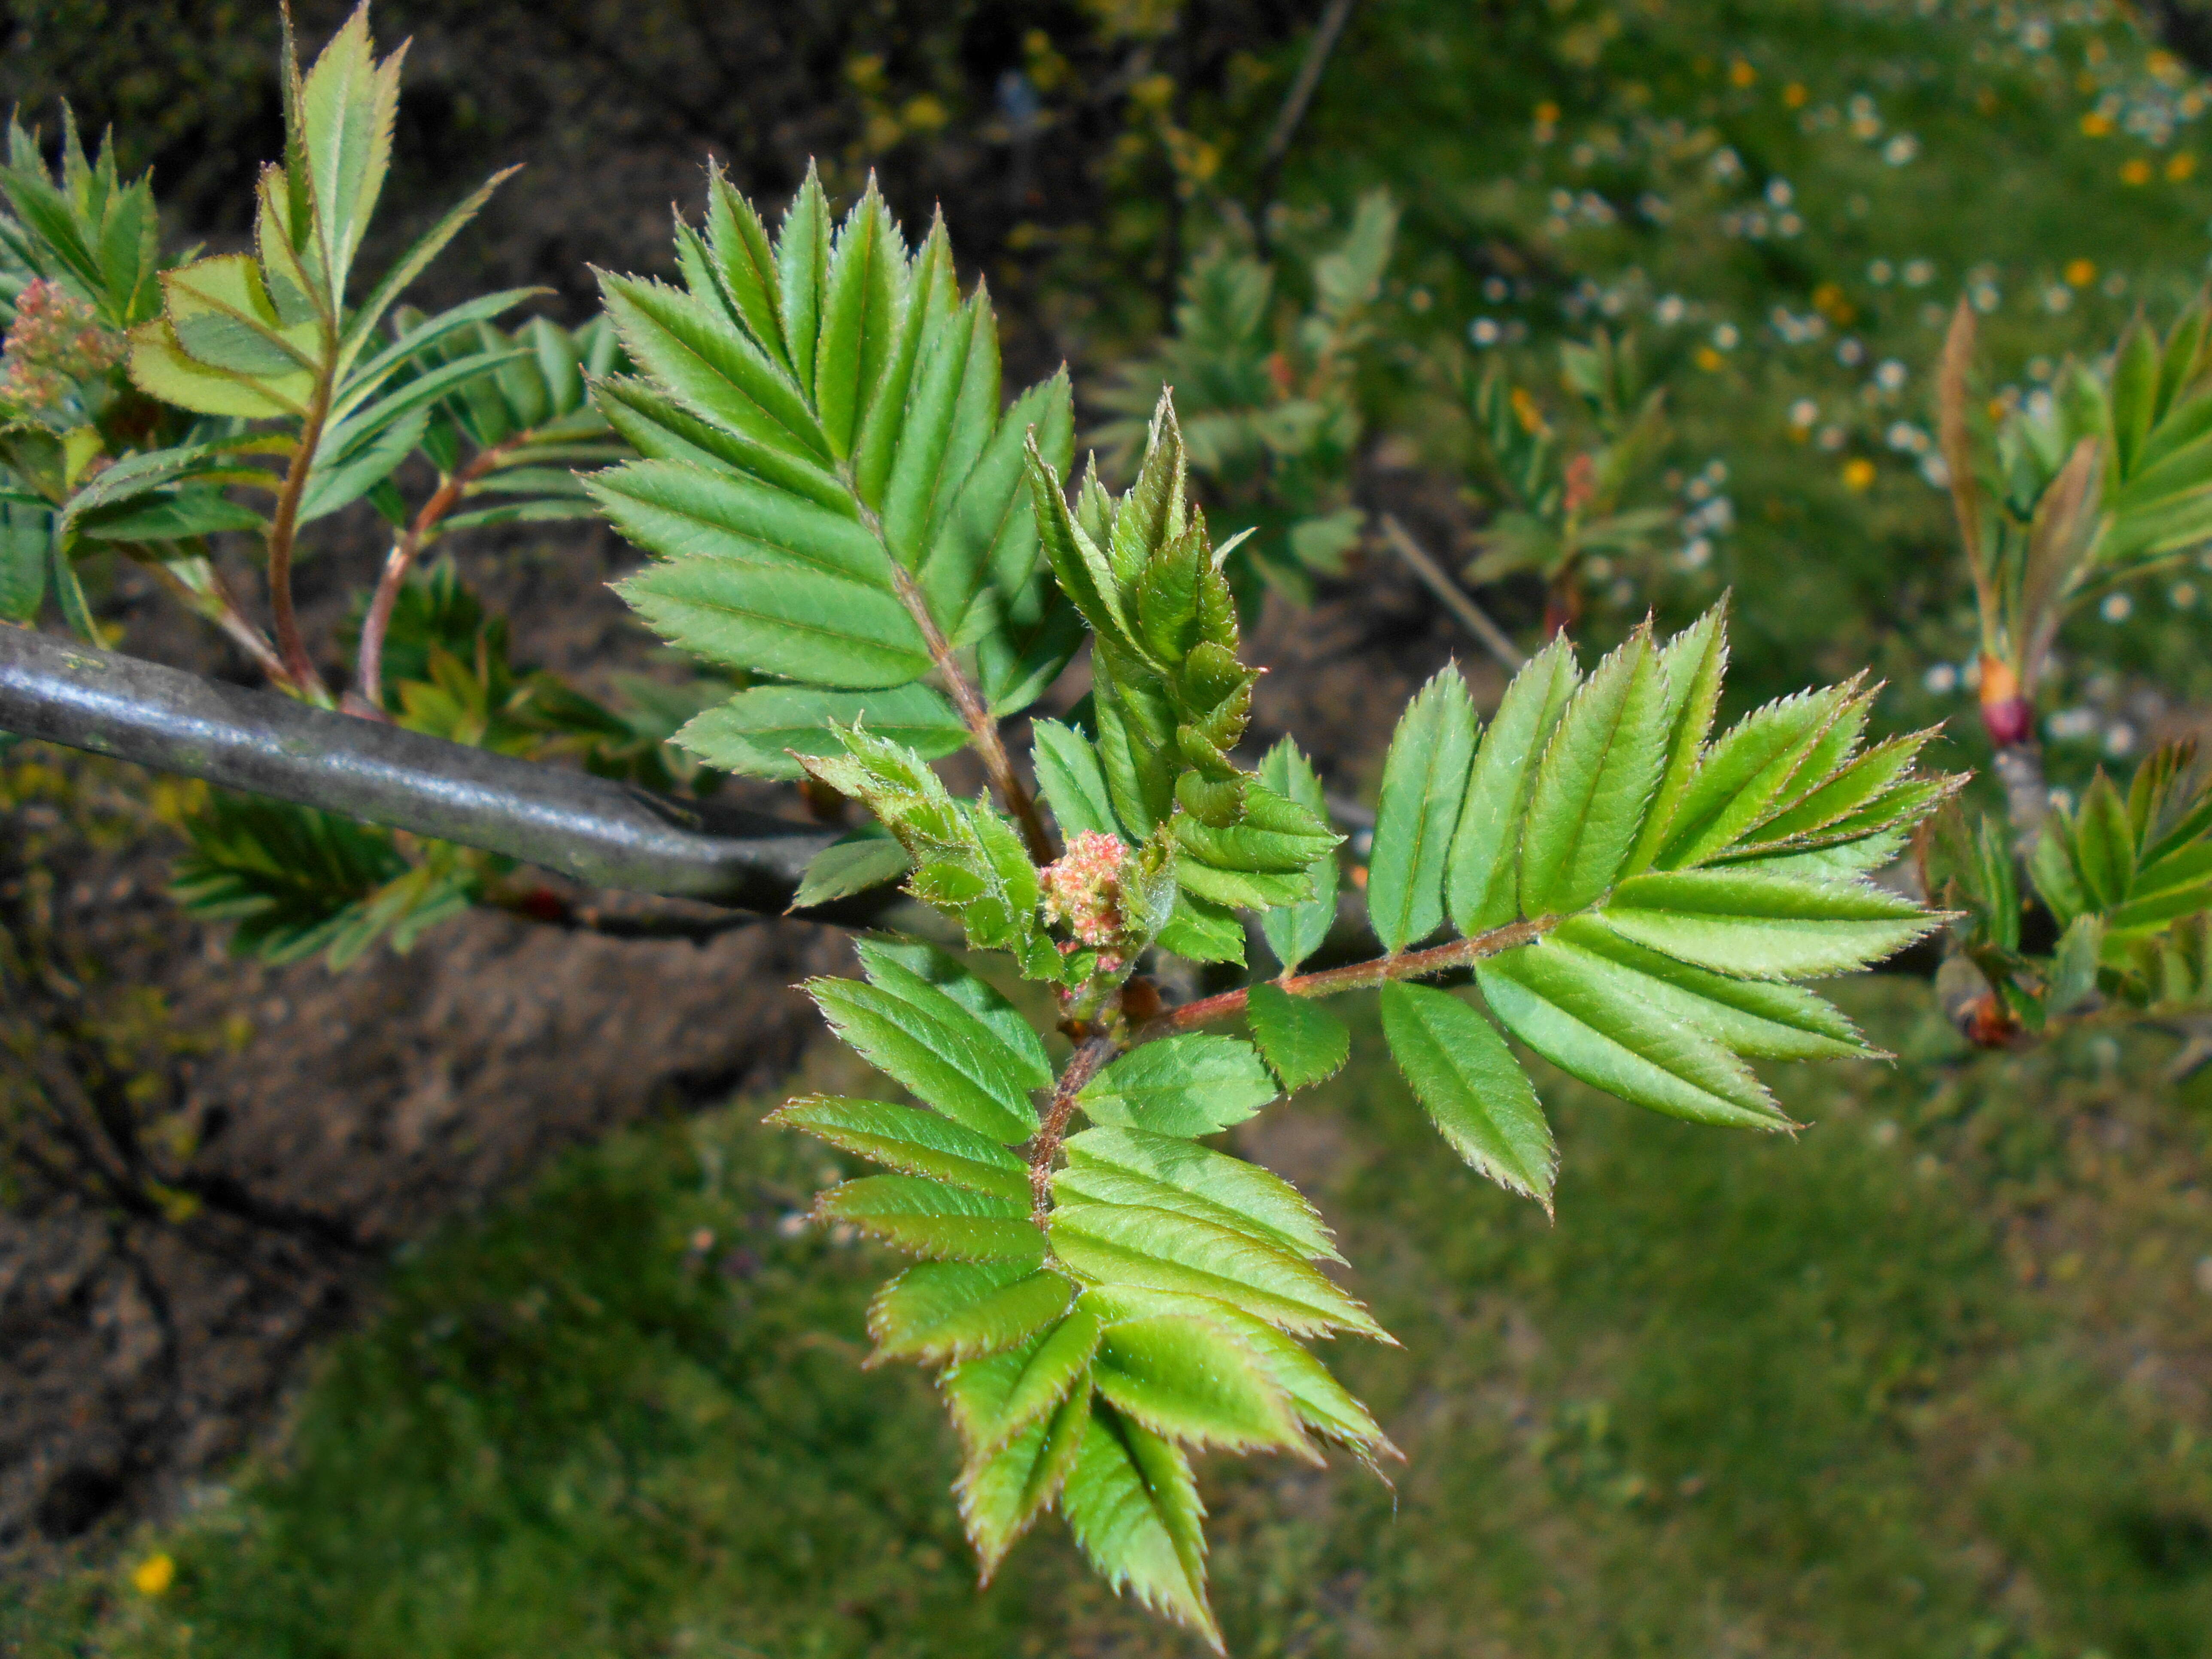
[16, 983, 2212, 1658]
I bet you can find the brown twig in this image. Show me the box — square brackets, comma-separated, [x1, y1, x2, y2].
[139, 556, 292, 688]
[354, 438, 524, 713]
[1254, 0, 1361, 252]
[886, 560, 1057, 865]
[1028, 1033, 1120, 1227]
[1146, 915, 1556, 1037]
[1377, 514, 1527, 672]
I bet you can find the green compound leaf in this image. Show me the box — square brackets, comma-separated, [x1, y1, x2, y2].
[792, 832, 912, 909]
[592, 170, 1073, 775]
[1048, 1200, 1383, 1340]
[1447, 635, 1578, 934]
[1169, 783, 1337, 912]
[770, 1096, 1030, 1200]
[1060, 1402, 1220, 1652]
[1057, 1125, 1341, 1263]
[943, 1310, 1104, 1456]
[1597, 867, 1938, 980]
[1156, 892, 1248, 966]
[1520, 624, 1669, 917]
[1076, 1035, 1277, 1137]
[1379, 981, 1556, 1209]
[1031, 718, 1122, 843]
[814, 1175, 1042, 1263]
[868, 1262, 1073, 1364]
[1368, 665, 1480, 952]
[1626, 602, 1728, 874]
[1244, 982, 1351, 1092]
[676, 683, 966, 779]
[958, 1384, 1091, 1581]
[801, 729, 1069, 979]
[854, 938, 1052, 1076]
[1477, 938, 1789, 1130]
[1651, 682, 1860, 870]
[807, 966, 1043, 1145]
[1091, 1310, 1310, 1456]
[1550, 918, 1875, 1061]
[1256, 738, 1339, 974]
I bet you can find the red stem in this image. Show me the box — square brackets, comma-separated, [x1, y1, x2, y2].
[266, 379, 332, 701]
[1028, 1034, 1118, 1228]
[352, 439, 521, 715]
[1144, 915, 1556, 1037]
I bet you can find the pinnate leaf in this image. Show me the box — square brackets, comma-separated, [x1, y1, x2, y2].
[814, 1175, 1042, 1262]
[1368, 665, 1480, 952]
[1448, 636, 1578, 933]
[1244, 982, 1351, 1092]
[1380, 981, 1556, 1207]
[1092, 1311, 1310, 1456]
[770, 1096, 1030, 1200]
[1598, 867, 1937, 979]
[1477, 939, 1788, 1130]
[1048, 1201, 1382, 1339]
[1520, 626, 1668, 916]
[868, 1262, 1073, 1364]
[1076, 1036, 1276, 1137]
[1060, 1404, 1220, 1650]
[1057, 1125, 1340, 1263]
[1256, 739, 1339, 973]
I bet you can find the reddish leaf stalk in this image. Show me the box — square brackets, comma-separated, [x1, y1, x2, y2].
[265, 378, 334, 702]
[1028, 1033, 1118, 1228]
[353, 438, 523, 714]
[886, 559, 1056, 865]
[1145, 915, 1557, 1038]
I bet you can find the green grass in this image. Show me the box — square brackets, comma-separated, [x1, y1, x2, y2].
[21, 986, 2212, 1658]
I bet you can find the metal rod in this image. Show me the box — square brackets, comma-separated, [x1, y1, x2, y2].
[0, 626, 849, 917]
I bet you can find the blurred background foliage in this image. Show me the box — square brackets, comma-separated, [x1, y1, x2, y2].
[19, 0, 2211, 753]
[15, 0, 2212, 1651]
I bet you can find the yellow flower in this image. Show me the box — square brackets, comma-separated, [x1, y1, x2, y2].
[2169, 152, 2199, 182]
[1509, 386, 1549, 433]
[133, 1554, 176, 1597]
[2081, 111, 2114, 137]
[1534, 101, 1560, 126]
[901, 94, 949, 133]
[2121, 157, 2153, 185]
[1694, 345, 1725, 373]
[1811, 282, 1856, 325]
[1783, 82, 1809, 109]
[2065, 258, 2097, 288]
[1842, 458, 1876, 492]
[1729, 59, 1757, 88]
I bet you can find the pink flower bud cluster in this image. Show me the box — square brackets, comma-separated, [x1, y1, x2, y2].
[1040, 830, 1128, 948]
[1, 279, 123, 414]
